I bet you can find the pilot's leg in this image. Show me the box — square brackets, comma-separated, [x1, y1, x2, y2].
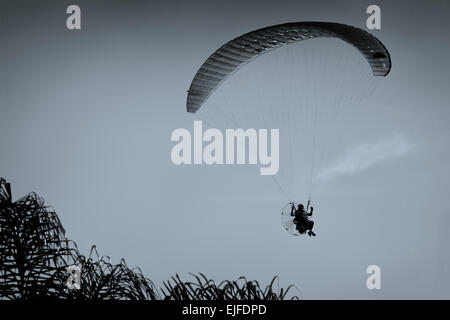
[308, 221, 316, 236]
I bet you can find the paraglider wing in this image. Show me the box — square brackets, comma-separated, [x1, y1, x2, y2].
[186, 22, 391, 113]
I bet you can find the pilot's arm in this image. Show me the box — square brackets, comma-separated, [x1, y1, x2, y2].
[308, 206, 314, 216]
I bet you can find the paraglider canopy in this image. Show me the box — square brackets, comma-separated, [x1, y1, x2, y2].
[186, 21, 391, 113]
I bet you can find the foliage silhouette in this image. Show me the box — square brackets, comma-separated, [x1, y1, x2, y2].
[162, 273, 299, 300]
[0, 178, 299, 300]
[0, 178, 74, 299]
[0, 178, 157, 300]
[65, 246, 158, 300]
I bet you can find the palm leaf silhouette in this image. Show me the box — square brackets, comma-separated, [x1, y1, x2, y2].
[0, 178, 299, 300]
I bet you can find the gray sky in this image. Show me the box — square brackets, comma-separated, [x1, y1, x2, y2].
[1, 0, 450, 299]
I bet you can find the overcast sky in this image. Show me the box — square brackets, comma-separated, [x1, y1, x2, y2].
[1, 0, 450, 299]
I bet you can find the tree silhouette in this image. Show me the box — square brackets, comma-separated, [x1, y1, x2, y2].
[0, 178, 74, 299]
[0, 178, 157, 300]
[0, 178, 298, 300]
[162, 273, 299, 300]
[65, 246, 158, 300]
